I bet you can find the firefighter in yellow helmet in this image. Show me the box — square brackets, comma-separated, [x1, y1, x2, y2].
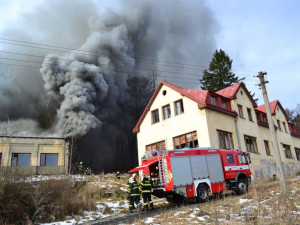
[128, 173, 142, 213]
[140, 174, 153, 211]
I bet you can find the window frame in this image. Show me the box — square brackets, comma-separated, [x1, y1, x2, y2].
[283, 121, 287, 132]
[146, 141, 166, 151]
[221, 99, 228, 109]
[244, 135, 258, 153]
[295, 148, 300, 161]
[238, 104, 244, 118]
[247, 108, 253, 121]
[282, 144, 292, 158]
[162, 104, 171, 120]
[11, 153, 31, 166]
[174, 99, 184, 116]
[40, 153, 58, 166]
[217, 130, 234, 150]
[173, 131, 198, 149]
[210, 96, 217, 105]
[264, 140, 271, 156]
[151, 109, 160, 124]
[277, 120, 282, 131]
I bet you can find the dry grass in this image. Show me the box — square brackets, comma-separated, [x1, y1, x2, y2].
[0, 174, 96, 225]
[129, 176, 300, 225]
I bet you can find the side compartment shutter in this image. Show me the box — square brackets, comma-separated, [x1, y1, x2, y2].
[190, 155, 208, 179]
[170, 156, 193, 186]
[206, 154, 225, 184]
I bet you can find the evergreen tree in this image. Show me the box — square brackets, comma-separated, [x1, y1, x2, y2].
[200, 49, 244, 92]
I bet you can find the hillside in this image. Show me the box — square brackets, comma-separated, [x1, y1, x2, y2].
[0, 173, 299, 225]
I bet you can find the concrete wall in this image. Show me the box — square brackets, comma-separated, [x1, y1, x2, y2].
[0, 136, 69, 175]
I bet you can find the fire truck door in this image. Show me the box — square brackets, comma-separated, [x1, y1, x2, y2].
[237, 154, 250, 172]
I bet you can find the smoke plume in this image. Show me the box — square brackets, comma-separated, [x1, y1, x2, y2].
[0, 0, 218, 171]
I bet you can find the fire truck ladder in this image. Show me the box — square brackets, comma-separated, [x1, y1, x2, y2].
[157, 151, 167, 186]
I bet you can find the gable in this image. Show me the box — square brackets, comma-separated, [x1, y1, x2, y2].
[133, 81, 237, 133]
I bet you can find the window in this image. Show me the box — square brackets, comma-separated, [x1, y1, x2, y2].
[295, 148, 300, 161]
[227, 154, 234, 164]
[262, 114, 267, 123]
[151, 109, 159, 124]
[238, 105, 244, 118]
[0, 153, 1, 166]
[210, 96, 217, 105]
[221, 99, 227, 109]
[173, 131, 198, 149]
[244, 135, 258, 153]
[174, 100, 184, 115]
[217, 130, 233, 150]
[247, 108, 253, 121]
[40, 153, 58, 166]
[238, 154, 247, 164]
[283, 122, 287, 132]
[277, 120, 282, 131]
[264, 140, 271, 156]
[162, 104, 171, 120]
[146, 141, 166, 151]
[11, 153, 31, 166]
[256, 113, 260, 121]
[282, 144, 292, 158]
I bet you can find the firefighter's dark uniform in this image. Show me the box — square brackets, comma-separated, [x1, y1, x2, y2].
[140, 176, 153, 211]
[78, 163, 84, 175]
[129, 179, 142, 212]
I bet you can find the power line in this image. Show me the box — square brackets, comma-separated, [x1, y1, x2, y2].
[0, 37, 258, 73]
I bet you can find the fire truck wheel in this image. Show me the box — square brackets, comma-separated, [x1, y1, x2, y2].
[236, 179, 248, 195]
[197, 184, 209, 203]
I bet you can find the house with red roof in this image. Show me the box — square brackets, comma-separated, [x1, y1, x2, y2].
[133, 81, 300, 178]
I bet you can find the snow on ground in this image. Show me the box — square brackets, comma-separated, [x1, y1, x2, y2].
[18, 175, 300, 225]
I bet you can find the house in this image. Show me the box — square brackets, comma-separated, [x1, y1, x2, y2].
[133, 81, 300, 178]
[0, 136, 69, 175]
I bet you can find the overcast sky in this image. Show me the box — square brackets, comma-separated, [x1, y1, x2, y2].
[0, 0, 299, 109]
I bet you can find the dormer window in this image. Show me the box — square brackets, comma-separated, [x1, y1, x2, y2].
[211, 96, 217, 105]
[221, 99, 227, 109]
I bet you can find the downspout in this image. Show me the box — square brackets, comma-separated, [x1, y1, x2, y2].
[234, 116, 242, 150]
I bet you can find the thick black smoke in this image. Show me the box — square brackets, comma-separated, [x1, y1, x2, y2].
[0, 0, 218, 171]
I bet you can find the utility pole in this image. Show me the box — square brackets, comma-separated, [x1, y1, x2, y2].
[257, 72, 288, 194]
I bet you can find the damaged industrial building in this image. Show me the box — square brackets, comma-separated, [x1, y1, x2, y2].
[0, 136, 69, 175]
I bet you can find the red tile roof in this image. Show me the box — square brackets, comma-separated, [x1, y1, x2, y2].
[256, 100, 278, 114]
[216, 82, 257, 107]
[216, 82, 243, 98]
[256, 100, 289, 120]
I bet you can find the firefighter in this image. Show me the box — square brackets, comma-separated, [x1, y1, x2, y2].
[85, 167, 92, 175]
[78, 162, 84, 175]
[140, 174, 153, 211]
[127, 175, 135, 210]
[116, 171, 121, 180]
[128, 174, 142, 213]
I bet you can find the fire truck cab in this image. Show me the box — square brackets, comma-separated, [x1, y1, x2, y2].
[129, 148, 252, 203]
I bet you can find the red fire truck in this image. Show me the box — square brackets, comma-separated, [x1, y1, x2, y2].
[129, 148, 252, 203]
